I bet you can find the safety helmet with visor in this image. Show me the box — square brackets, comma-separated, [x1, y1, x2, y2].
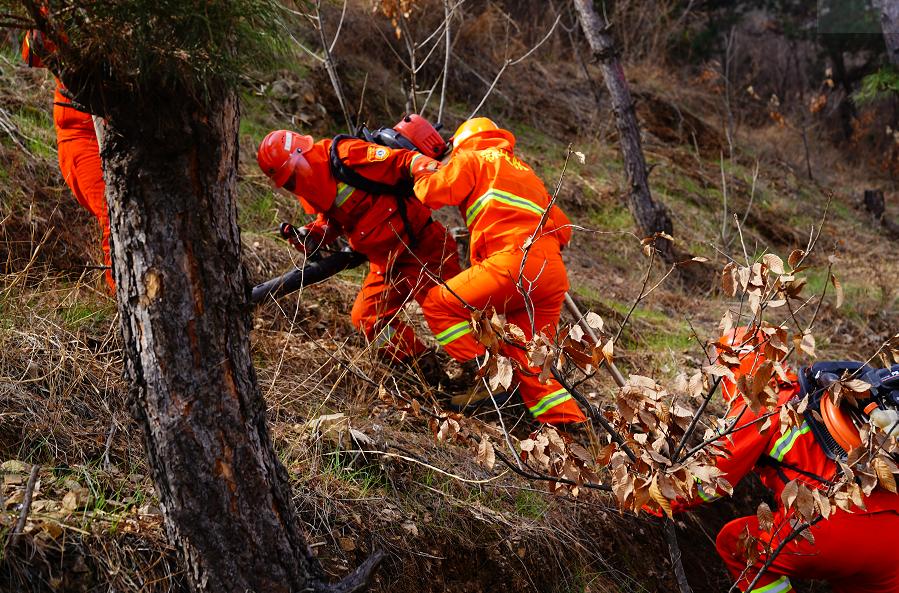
[257, 130, 315, 192]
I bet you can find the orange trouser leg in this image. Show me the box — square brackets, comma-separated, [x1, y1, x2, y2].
[716, 510, 899, 592]
[351, 224, 460, 363]
[57, 133, 113, 291]
[421, 246, 586, 425]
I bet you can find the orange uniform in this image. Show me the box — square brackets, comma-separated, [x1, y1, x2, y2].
[413, 128, 585, 425]
[22, 32, 113, 290]
[287, 136, 460, 362]
[676, 381, 899, 592]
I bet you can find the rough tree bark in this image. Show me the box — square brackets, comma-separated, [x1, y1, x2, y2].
[15, 2, 384, 591]
[100, 86, 328, 592]
[572, 0, 675, 262]
[881, 0, 899, 66]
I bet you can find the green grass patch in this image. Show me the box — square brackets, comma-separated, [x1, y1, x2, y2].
[601, 299, 670, 325]
[239, 189, 279, 230]
[643, 327, 693, 353]
[586, 203, 633, 233]
[58, 302, 112, 328]
[322, 451, 388, 496]
[513, 488, 548, 519]
[10, 106, 56, 159]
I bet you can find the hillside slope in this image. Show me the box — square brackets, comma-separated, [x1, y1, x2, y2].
[1, 4, 897, 592]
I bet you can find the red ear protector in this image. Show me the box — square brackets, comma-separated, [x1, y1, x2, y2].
[820, 391, 863, 451]
[802, 364, 899, 457]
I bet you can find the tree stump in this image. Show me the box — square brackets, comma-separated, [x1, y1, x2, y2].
[864, 189, 885, 219]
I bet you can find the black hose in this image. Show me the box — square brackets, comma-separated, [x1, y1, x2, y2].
[250, 249, 367, 305]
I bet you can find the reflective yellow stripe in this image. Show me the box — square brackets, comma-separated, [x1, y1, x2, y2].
[695, 478, 721, 503]
[409, 153, 424, 174]
[435, 321, 471, 345]
[464, 189, 546, 226]
[768, 422, 811, 462]
[374, 325, 396, 348]
[750, 576, 792, 593]
[335, 182, 356, 208]
[529, 389, 572, 417]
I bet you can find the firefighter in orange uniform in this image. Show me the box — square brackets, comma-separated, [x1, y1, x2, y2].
[411, 118, 586, 426]
[22, 30, 113, 290]
[256, 124, 460, 370]
[668, 328, 899, 593]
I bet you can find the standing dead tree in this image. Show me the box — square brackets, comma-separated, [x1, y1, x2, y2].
[882, 0, 899, 66]
[572, 0, 675, 262]
[7, 2, 380, 591]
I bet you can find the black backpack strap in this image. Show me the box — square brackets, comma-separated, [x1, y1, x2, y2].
[329, 135, 413, 197]
[757, 455, 836, 487]
[329, 135, 421, 247]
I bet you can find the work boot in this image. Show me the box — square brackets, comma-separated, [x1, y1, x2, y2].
[447, 380, 513, 412]
[414, 349, 450, 388]
[443, 357, 482, 393]
[556, 421, 599, 451]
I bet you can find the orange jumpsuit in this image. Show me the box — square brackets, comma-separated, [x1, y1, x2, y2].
[22, 33, 113, 290]
[413, 129, 586, 425]
[677, 382, 899, 592]
[290, 137, 460, 362]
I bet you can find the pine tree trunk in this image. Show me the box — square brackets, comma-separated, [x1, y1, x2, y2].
[882, 0, 899, 66]
[572, 0, 675, 262]
[101, 88, 320, 593]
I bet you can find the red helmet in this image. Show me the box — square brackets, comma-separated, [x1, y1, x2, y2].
[394, 114, 447, 159]
[257, 130, 315, 189]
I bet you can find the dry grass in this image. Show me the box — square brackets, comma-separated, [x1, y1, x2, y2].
[1, 4, 897, 592]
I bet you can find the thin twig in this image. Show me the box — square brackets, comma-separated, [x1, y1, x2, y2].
[315, 0, 353, 132]
[672, 376, 723, 463]
[677, 407, 779, 463]
[613, 246, 656, 343]
[665, 520, 694, 593]
[740, 516, 824, 593]
[341, 449, 507, 484]
[9, 464, 40, 549]
[438, 0, 453, 122]
[468, 13, 562, 118]
[493, 448, 612, 492]
[551, 367, 638, 463]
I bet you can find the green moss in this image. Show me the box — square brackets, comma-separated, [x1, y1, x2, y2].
[571, 283, 601, 303]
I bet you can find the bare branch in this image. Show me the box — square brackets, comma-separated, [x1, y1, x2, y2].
[739, 516, 824, 593]
[438, 0, 454, 122]
[315, 0, 353, 132]
[665, 520, 694, 593]
[468, 13, 562, 118]
[7, 464, 40, 549]
[327, 0, 349, 53]
[613, 246, 656, 343]
[551, 366, 639, 464]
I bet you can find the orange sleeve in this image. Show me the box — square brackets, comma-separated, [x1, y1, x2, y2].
[549, 204, 572, 246]
[303, 213, 340, 246]
[337, 139, 419, 185]
[413, 152, 477, 210]
[670, 400, 775, 512]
